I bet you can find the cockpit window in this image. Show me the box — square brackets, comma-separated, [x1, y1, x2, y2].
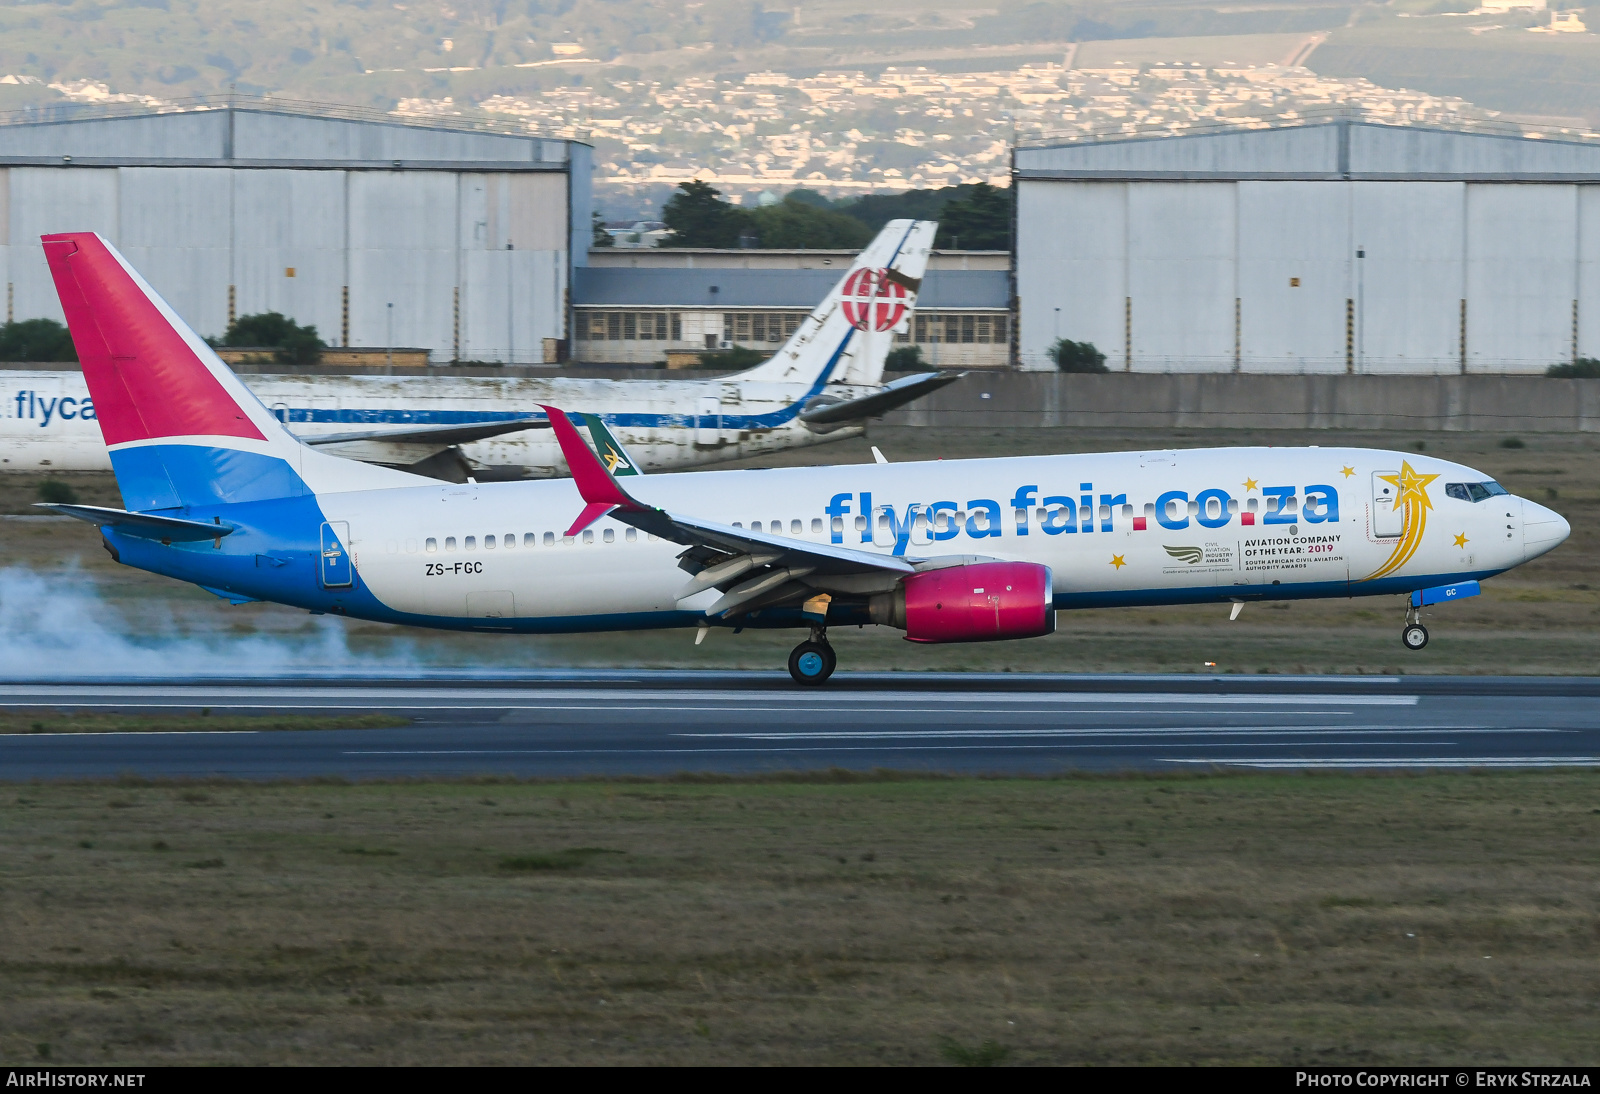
[1446, 481, 1509, 503]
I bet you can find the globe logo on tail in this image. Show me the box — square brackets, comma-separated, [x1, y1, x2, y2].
[840, 268, 909, 332]
[1364, 460, 1440, 581]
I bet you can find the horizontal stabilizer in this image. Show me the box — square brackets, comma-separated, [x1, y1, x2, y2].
[301, 416, 548, 447]
[37, 503, 235, 542]
[799, 371, 965, 426]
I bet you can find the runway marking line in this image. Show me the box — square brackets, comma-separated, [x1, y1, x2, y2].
[671, 725, 1519, 740]
[1167, 757, 1600, 768]
[0, 687, 1422, 707]
[339, 741, 1469, 756]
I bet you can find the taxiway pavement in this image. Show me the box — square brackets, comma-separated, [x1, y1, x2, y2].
[1, 672, 1597, 779]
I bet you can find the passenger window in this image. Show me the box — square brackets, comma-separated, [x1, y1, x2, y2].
[445, 536, 456, 552]
[526, 533, 537, 547]
[405, 538, 418, 553]
[791, 519, 802, 534]
[625, 527, 637, 542]
[751, 521, 763, 532]
[582, 530, 594, 544]
[733, 522, 743, 528]
[484, 535, 496, 549]
[502, 533, 514, 550]
[832, 516, 843, 535]
[561, 535, 574, 545]
[812, 518, 823, 534]
[425, 537, 438, 553]
[603, 528, 615, 543]
[465, 535, 476, 551]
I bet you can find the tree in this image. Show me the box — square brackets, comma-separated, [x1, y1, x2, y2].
[1548, 357, 1600, 378]
[660, 180, 749, 248]
[1051, 338, 1108, 373]
[885, 345, 925, 371]
[592, 210, 614, 247]
[223, 311, 326, 366]
[694, 345, 766, 371]
[0, 318, 76, 362]
[936, 182, 1012, 250]
[745, 194, 871, 249]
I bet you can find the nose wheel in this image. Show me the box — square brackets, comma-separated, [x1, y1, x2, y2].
[788, 639, 836, 685]
[1402, 623, 1429, 650]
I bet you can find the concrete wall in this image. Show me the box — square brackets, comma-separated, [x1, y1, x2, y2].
[884, 372, 1600, 432]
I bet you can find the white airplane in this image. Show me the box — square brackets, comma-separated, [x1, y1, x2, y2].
[39, 232, 1570, 683]
[1, 219, 953, 481]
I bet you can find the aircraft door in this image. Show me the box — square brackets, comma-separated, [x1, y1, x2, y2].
[695, 396, 721, 446]
[1372, 472, 1402, 538]
[872, 505, 897, 548]
[320, 521, 353, 588]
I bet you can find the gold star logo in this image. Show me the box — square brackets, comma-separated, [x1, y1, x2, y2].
[1340, 465, 1356, 479]
[1453, 533, 1469, 548]
[1110, 554, 1127, 570]
[1379, 461, 1440, 515]
[1242, 477, 1258, 492]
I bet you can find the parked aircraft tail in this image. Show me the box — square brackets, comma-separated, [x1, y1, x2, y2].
[730, 218, 936, 390]
[41, 232, 420, 511]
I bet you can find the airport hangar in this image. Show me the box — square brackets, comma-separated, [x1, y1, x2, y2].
[1013, 119, 1600, 374]
[0, 100, 1012, 369]
[0, 99, 592, 364]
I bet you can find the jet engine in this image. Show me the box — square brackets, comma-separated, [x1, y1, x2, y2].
[869, 561, 1055, 643]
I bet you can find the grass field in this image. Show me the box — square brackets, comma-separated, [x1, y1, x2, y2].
[0, 425, 1593, 677]
[2, 772, 1598, 1065]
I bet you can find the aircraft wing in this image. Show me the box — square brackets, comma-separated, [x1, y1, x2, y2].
[799, 371, 966, 426]
[37, 503, 235, 542]
[299, 416, 548, 447]
[542, 405, 911, 616]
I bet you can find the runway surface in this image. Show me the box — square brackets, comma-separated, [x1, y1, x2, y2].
[2, 671, 1598, 779]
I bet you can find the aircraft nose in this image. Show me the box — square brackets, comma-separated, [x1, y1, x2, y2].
[1522, 498, 1571, 562]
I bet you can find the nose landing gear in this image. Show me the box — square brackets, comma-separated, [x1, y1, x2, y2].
[1401, 600, 1430, 650]
[788, 625, 836, 685]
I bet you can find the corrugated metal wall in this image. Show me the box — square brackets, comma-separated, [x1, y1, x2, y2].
[0, 164, 568, 362]
[1018, 177, 1600, 374]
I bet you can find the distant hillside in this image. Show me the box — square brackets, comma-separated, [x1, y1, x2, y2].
[1309, 22, 1600, 128]
[0, 0, 1366, 108]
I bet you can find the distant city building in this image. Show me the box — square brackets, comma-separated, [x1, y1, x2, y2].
[575, 249, 1012, 368]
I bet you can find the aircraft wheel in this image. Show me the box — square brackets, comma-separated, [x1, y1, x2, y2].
[789, 641, 835, 685]
[1402, 624, 1430, 651]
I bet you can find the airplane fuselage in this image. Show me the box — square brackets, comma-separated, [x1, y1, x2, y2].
[103, 446, 1565, 633]
[0, 370, 872, 477]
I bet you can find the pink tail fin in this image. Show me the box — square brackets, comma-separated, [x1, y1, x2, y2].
[41, 232, 267, 447]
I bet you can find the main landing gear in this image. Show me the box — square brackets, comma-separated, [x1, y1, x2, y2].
[788, 626, 837, 685]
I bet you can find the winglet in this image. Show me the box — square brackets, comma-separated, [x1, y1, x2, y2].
[541, 405, 644, 536]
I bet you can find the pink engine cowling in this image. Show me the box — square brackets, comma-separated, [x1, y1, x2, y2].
[898, 562, 1055, 643]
